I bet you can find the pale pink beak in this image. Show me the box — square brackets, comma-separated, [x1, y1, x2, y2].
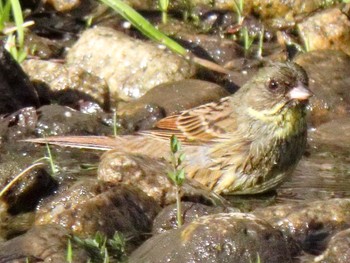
[288, 82, 313, 101]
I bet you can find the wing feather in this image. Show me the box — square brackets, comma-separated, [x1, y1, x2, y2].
[142, 96, 235, 143]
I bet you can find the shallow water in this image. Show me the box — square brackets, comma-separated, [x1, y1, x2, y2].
[278, 126, 350, 203]
[280, 152, 350, 202]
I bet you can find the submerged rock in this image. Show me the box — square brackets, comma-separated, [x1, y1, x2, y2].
[130, 212, 292, 263]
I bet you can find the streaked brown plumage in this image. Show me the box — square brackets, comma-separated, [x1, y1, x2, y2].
[27, 62, 312, 195]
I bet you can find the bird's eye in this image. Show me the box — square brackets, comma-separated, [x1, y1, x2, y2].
[268, 79, 279, 91]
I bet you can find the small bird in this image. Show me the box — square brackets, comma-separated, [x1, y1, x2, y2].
[28, 62, 312, 195]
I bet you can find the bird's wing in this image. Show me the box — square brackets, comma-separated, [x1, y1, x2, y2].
[141, 97, 235, 143]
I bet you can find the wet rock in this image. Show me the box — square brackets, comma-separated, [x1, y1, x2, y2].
[66, 26, 196, 102]
[22, 60, 110, 109]
[119, 103, 165, 132]
[0, 161, 57, 215]
[253, 198, 350, 255]
[24, 31, 63, 59]
[35, 179, 161, 241]
[314, 228, 350, 263]
[118, 79, 229, 130]
[153, 202, 233, 234]
[120, 79, 228, 116]
[0, 224, 89, 262]
[130, 213, 292, 263]
[298, 8, 350, 55]
[98, 151, 227, 206]
[98, 151, 173, 206]
[0, 45, 39, 115]
[0, 107, 38, 143]
[0, 209, 35, 240]
[35, 104, 111, 136]
[294, 50, 350, 126]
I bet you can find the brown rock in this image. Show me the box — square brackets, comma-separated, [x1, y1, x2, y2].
[36, 179, 161, 241]
[130, 213, 292, 263]
[298, 8, 350, 55]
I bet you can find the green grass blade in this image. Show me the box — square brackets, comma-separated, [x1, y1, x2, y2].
[10, 0, 24, 47]
[0, 1, 11, 31]
[66, 238, 73, 263]
[99, 0, 187, 56]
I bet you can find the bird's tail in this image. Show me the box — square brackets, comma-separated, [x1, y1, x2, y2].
[23, 136, 118, 151]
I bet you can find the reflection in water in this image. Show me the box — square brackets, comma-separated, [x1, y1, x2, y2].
[279, 128, 350, 203]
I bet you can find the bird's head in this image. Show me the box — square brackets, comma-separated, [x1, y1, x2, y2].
[240, 62, 312, 120]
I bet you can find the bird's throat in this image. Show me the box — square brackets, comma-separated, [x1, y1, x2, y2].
[247, 103, 306, 139]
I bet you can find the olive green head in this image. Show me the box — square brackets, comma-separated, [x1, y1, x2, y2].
[239, 62, 312, 114]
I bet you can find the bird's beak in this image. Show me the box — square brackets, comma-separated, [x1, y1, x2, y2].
[287, 82, 313, 101]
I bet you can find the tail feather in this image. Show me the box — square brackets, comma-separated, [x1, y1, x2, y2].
[23, 136, 118, 150]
